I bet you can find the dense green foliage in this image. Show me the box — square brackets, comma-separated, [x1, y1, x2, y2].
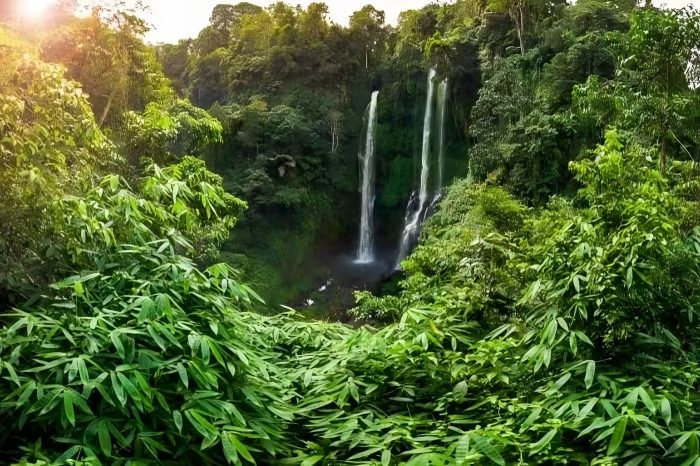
[156, 0, 700, 305]
[41, 5, 173, 127]
[158, 1, 476, 304]
[0, 44, 117, 306]
[346, 131, 700, 464]
[0, 163, 286, 464]
[3, 1, 700, 465]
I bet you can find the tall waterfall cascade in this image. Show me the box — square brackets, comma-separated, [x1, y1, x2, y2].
[436, 79, 448, 192]
[356, 90, 380, 263]
[395, 68, 438, 268]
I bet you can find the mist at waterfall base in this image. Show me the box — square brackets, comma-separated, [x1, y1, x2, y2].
[292, 236, 399, 322]
[296, 70, 452, 320]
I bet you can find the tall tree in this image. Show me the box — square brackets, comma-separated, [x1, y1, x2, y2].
[156, 39, 192, 95]
[349, 5, 387, 70]
[488, 0, 529, 54]
[299, 2, 330, 40]
[41, 5, 172, 126]
[487, 0, 565, 55]
[621, 7, 700, 173]
[574, 7, 700, 174]
[210, 2, 263, 40]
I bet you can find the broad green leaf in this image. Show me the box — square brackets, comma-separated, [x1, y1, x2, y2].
[638, 387, 656, 414]
[186, 410, 217, 441]
[382, 449, 392, 466]
[348, 447, 383, 460]
[173, 410, 183, 433]
[63, 390, 75, 426]
[554, 373, 571, 389]
[530, 429, 558, 454]
[301, 456, 324, 466]
[660, 398, 672, 426]
[228, 434, 255, 463]
[585, 361, 596, 389]
[456, 435, 470, 464]
[68, 359, 79, 383]
[55, 445, 82, 464]
[472, 435, 505, 466]
[666, 432, 692, 457]
[111, 372, 126, 406]
[577, 398, 598, 420]
[17, 382, 36, 406]
[77, 358, 90, 385]
[176, 363, 189, 388]
[98, 421, 112, 456]
[110, 332, 125, 360]
[221, 434, 238, 464]
[575, 331, 593, 346]
[520, 407, 542, 432]
[607, 416, 628, 456]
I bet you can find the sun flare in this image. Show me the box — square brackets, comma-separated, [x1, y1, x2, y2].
[18, 0, 56, 20]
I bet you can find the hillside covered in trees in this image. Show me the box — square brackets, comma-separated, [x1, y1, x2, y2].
[2, 0, 700, 465]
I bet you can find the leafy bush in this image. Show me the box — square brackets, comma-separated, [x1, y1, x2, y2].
[283, 131, 700, 465]
[6, 4, 700, 466]
[0, 165, 290, 465]
[0, 52, 117, 305]
[121, 100, 224, 165]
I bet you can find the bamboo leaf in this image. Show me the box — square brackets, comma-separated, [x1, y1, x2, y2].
[607, 416, 628, 456]
[301, 456, 324, 466]
[176, 363, 189, 388]
[221, 434, 238, 464]
[660, 398, 672, 426]
[173, 410, 183, 433]
[472, 435, 505, 466]
[638, 387, 656, 414]
[63, 390, 75, 426]
[529, 429, 558, 454]
[585, 360, 596, 389]
[98, 421, 112, 456]
[666, 432, 692, 457]
[228, 434, 255, 463]
[110, 332, 125, 360]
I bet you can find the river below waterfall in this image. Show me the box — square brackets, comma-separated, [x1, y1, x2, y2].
[291, 241, 399, 322]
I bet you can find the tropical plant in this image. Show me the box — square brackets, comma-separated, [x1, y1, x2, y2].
[0, 50, 117, 306]
[0, 163, 289, 465]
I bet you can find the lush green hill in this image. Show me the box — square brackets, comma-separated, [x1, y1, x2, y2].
[2, 1, 700, 465]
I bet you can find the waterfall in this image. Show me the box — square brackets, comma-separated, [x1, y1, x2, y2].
[395, 68, 437, 268]
[356, 90, 379, 264]
[436, 79, 448, 192]
[395, 191, 419, 267]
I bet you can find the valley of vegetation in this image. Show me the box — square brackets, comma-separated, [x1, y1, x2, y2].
[2, 0, 700, 464]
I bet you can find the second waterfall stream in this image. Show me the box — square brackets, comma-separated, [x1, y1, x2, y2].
[395, 68, 448, 268]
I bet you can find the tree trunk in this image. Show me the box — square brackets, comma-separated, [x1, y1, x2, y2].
[98, 90, 116, 127]
[660, 109, 668, 175]
[517, 1, 526, 55]
[331, 122, 338, 154]
[365, 47, 369, 70]
[660, 136, 667, 175]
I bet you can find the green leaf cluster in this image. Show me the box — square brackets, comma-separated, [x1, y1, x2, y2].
[278, 131, 700, 465]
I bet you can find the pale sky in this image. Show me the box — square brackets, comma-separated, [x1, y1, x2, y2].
[141, 0, 435, 43]
[126, 0, 699, 44]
